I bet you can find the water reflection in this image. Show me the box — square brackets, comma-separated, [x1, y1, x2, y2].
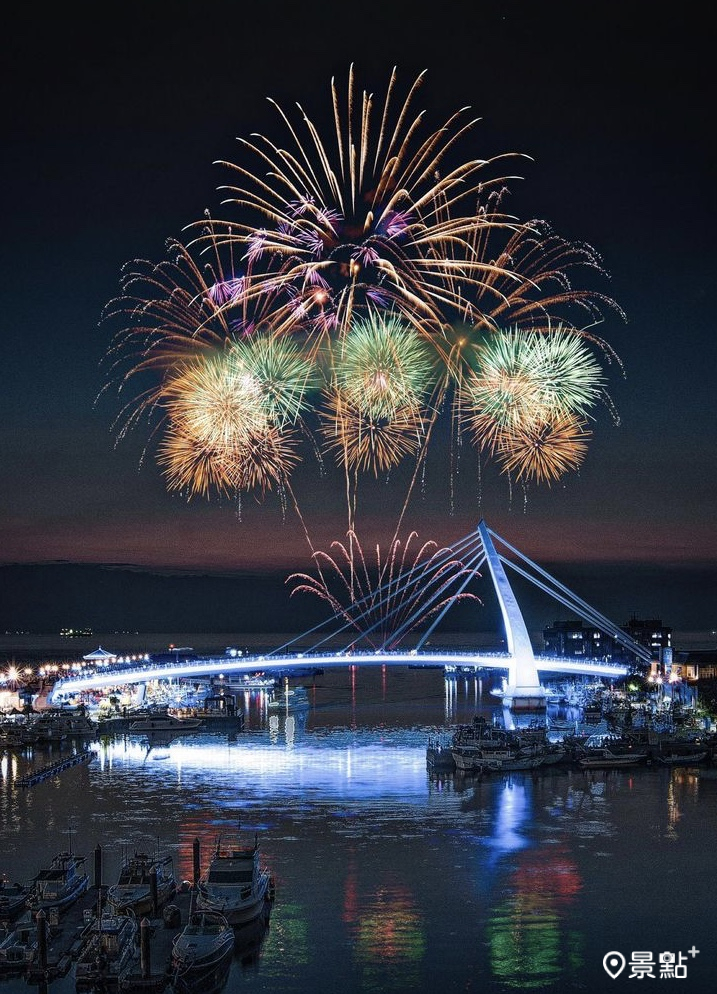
[1, 666, 716, 993]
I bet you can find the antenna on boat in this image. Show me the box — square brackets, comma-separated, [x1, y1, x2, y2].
[66, 817, 75, 855]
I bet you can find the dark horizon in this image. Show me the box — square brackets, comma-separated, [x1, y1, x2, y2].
[1, 558, 714, 640]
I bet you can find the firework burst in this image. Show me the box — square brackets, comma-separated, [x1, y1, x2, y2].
[287, 530, 480, 649]
[334, 312, 436, 418]
[189, 66, 542, 351]
[320, 390, 425, 476]
[496, 412, 592, 484]
[102, 65, 626, 540]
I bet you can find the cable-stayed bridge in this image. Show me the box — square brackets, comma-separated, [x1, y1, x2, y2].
[49, 521, 650, 710]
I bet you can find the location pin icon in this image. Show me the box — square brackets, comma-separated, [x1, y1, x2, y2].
[603, 952, 626, 979]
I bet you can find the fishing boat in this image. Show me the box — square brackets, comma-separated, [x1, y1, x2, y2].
[0, 914, 49, 975]
[576, 732, 648, 769]
[129, 714, 203, 734]
[75, 907, 138, 990]
[27, 850, 89, 913]
[171, 910, 234, 994]
[578, 748, 648, 769]
[195, 832, 273, 926]
[452, 744, 543, 773]
[656, 749, 708, 765]
[0, 879, 31, 923]
[107, 848, 177, 917]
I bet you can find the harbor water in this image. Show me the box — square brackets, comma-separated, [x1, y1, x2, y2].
[1, 637, 716, 993]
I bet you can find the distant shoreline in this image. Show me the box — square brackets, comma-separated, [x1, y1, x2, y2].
[1, 629, 714, 664]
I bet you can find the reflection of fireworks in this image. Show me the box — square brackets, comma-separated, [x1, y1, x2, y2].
[288, 531, 480, 649]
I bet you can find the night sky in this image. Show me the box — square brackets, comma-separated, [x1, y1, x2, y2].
[2, 3, 715, 634]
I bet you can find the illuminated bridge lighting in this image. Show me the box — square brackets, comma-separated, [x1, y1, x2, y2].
[48, 650, 628, 699]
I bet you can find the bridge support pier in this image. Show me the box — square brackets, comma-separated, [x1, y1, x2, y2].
[477, 521, 546, 711]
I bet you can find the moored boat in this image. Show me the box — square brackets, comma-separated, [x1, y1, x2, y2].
[195, 832, 273, 927]
[576, 732, 649, 769]
[171, 910, 234, 994]
[107, 848, 177, 917]
[0, 879, 31, 923]
[129, 714, 203, 734]
[75, 908, 138, 990]
[452, 744, 543, 773]
[27, 850, 89, 913]
[0, 914, 49, 975]
[656, 749, 708, 765]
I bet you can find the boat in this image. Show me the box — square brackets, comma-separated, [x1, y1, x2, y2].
[107, 849, 177, 917]
[129, 714, 203, 734]
[75, 908, 138, 990]
[578, 748, 648, 769]
[0, 879, 31, 923]
[27, 850, 89, 913]
[576, 732, 649, 769]
[0, 914, 49, 975]
[195, 833, 273, 926]
[656, 749, 708, 765]
[452, 744, 543, 773]
[171, 910, 234, 994]
[426, 738, 457, 771]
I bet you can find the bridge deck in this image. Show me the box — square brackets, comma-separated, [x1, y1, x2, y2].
[49, 651, 629, 699]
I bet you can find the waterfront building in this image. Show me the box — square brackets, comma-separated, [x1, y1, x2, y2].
[542, 616, 672, 669]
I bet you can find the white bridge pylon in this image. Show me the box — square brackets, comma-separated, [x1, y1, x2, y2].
[471, 519, 652, 708]
[476, 520, 545, 709]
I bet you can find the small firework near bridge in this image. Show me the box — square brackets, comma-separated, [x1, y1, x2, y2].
[49, 521, 647, 710]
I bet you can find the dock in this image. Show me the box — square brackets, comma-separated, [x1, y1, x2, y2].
[25, 884, 193, 990]
[18, 751, 94, 788]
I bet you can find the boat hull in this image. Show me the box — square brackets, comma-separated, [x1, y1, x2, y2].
[197, 872, 270, 926]
[172, 914, 234, 994]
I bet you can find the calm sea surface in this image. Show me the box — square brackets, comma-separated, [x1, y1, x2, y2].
[1, 634, 716, 993]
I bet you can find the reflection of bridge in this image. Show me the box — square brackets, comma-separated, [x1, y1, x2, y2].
[50, 520, 650, 709]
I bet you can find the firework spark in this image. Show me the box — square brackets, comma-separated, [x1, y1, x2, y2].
[190, 66, 544, 351]
[288, 530, 480, 649]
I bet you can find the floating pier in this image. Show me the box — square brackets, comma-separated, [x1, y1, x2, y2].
[17, 750, 94, 788]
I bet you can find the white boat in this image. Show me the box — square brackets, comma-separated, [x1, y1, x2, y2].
[578, 748, 648, 769]
[577, 732, 648, 769]
[129, 714, 203, 734]
[75, 909, 138, 990]
[107, 848, 177, 917]
[171, 909, 234, 994]
[196, 833, 273, 926]
[27, 850, 89, 913]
